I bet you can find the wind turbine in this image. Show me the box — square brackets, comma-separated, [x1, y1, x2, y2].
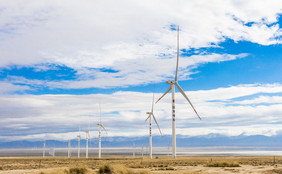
[145, 86, 162, 159]
[155, 26, 201, 159]
[97, 104, 107, 158]
[167, 142, 170, 157]
[67, 139, 71, 158]
[132, 143, 136, 157]
[85, 130, 90, 158]
[141, 146, 144, 157]
[43, 140, 46, 158]
[77, 132, 81, 158]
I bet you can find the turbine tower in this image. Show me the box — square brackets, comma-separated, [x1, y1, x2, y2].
[43, 141, 46, 158]
[97, 104, 107, 158]
[167, 142, 170, 157]
[67, 139, 71, 158]
[132, 143, 135, 157]
[145, 86, 162, 159]
[155, 26, 201, 159]
[85, 130, 90, 158]
[77, 133, 81, 158]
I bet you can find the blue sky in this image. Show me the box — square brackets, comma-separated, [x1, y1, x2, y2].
[1, 39, 281, 94]
[0, 0, 281, 142]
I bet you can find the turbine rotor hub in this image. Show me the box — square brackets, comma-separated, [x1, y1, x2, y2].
[166, 80, 175, 85]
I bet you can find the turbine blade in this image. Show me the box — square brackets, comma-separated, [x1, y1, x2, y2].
[88, 132, 91, 139]
[176, 82, 201, 120]
[99, 103, 102, 124]
[175, 25, 180, 82]
[101, 125, 108, 134]
[155, 85, 172, 104]
[145, 114, 150, 122]
[152, 114, 162, 135]
[88, 131, 91, 144]
[151, 84, 155, 112]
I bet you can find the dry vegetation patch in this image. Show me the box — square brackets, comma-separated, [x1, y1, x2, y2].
[264, 168, 282, 174]
[98, 163, 151, 174]
[39, 167, 88, 174]
[206, 161, 240, 167]
[1, 156, 282, 174]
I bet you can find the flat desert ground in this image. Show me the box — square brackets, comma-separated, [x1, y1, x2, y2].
[1, 156, 282, 174]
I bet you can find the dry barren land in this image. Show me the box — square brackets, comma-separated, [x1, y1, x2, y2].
[1, 156, 282, 174]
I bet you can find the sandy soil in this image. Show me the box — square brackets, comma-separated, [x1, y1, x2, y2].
[1, 165, 282, 174]
[0, 156, 282, 174]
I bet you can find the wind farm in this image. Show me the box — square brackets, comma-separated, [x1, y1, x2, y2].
[1, 0, 282, 173]
[1, 24, 282, 174]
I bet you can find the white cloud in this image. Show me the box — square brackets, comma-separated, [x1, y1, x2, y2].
[5, 53, 248, 89]
[0, 82, 30, 93]
[233, 96, 282, 105]
[1, 83, 282, 141]
[0, 0, 281, 87]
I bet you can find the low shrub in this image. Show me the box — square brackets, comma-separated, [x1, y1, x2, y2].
[98, 164, 132, 174]
[98, 164, 151, 174]
[206, 162, 240, 167]
[158, 166, 175, 171]
[68, 167, 88, 174]
[42, 167, 88, 174]
[129, 163, 143, 168]
[165, 167, 175, 170]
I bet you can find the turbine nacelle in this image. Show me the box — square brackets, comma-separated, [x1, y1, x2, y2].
[166, 80, 175, 85]
[146, 112, 152, 115]
[85, 130, 90, 139]
[98, 123, 108, 134]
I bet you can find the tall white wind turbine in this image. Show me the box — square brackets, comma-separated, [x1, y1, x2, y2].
[145, 87, 162, 159]
[85, 130, 90, 158]
[155, 26, 201, 159]
[97, 104, 107, 158]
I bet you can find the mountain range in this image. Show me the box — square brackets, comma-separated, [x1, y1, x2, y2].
[1, 134, 282, 149]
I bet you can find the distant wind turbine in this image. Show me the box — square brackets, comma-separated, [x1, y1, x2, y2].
[145, 86, 162, 159]
[85, 130, 90, 158]
[132, 143, 136, 157]
[155, 26, 201, 159]
[77, 131, 81, 158]
[167, 142, 170, 157]
[97, 104, 107, 158]
[141, 146, 144, 157]
[43, 140, 46, 158]
[67, 139, 71, 158]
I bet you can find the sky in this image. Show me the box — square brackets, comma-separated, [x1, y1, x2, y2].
[0, 0, 282, 142]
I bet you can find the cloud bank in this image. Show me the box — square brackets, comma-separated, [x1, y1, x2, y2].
[1, 83, 282, 141]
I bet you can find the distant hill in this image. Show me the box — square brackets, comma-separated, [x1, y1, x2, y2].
[1, 134, 282, 149]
